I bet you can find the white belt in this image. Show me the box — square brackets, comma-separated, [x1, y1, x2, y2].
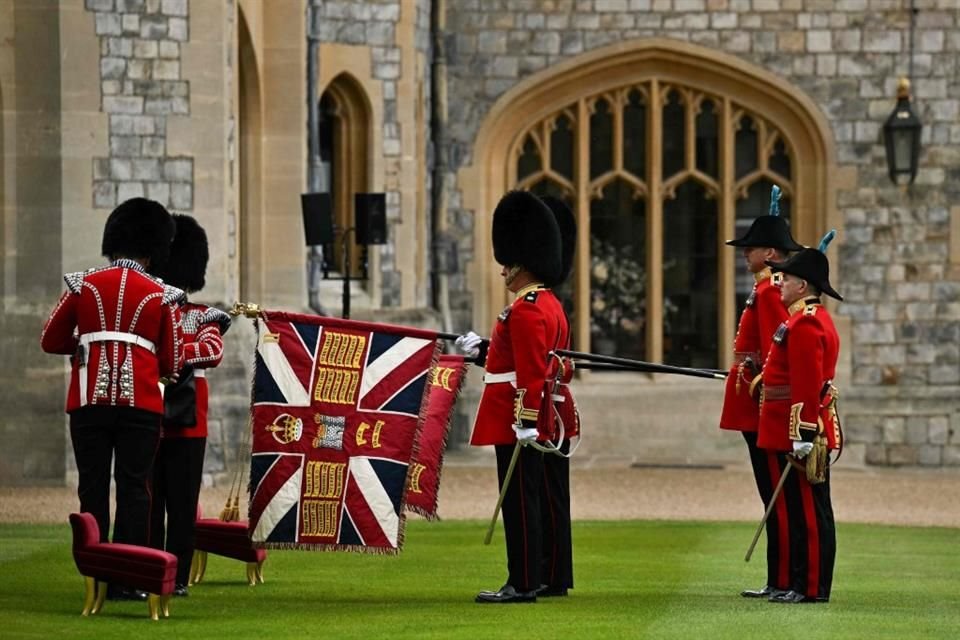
[79, 331, 156, 354]
[483, 371, 567, 398]
[483, 371, 516, 384]
[193, 369, 206, 378]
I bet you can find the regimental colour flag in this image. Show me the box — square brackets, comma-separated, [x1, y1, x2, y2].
[247, 310, 440, 553]
[405, 354, 469, 520]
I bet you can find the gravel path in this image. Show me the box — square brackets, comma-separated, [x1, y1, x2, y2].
[3, 458, 958, 528]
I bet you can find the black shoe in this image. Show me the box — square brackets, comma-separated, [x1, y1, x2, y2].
[106, 585, 149, 601]
[769, 589, 829, 604]
[536, 584, 569, 598]
[173, 584, 189, 597]
[741, 585, 786, 599]
[475, 585, 537, 604]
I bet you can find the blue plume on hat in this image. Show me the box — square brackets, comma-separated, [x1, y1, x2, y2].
[768, 185, 781, 217]
[817, 229, 836, 253]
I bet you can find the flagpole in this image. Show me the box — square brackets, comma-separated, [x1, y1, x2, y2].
[552, 349, 726, 380]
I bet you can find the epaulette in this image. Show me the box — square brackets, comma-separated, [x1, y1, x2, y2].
[64, 265, 115, 293]
[202, 307, 232, 335]
[773, 322, 788, 345]
[162, 284, 186, 305]
[63, 271, 87, 294]
[803, 304, 819, 316]
[522, 290, 540, 303]
[497, 305, 512, 323]
[745, 289, 756, 307]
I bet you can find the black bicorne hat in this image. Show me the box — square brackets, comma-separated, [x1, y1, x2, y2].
[726, 185, 803, 252]
[539, 195, 577, 288]
[492, 191, 562, 285]
[157, 214, 209, 293]
[101, 198, 176, 268]
[765, 230, 842, 301]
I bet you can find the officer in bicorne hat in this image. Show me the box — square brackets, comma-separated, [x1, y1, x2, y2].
[755, 231, 841, 604]
[720, 186, 803, 600]
[149, 214, 231, 596]
[464, 190, 572, 604]
[41, 198, 184, 600]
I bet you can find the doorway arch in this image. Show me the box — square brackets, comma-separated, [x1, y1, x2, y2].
[320, 73, 372, 279]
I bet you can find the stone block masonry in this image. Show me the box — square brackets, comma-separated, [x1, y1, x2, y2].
[86, 0, 193, 211]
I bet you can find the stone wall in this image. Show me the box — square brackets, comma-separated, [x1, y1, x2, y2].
[312, 0, 404, 306]
[85, 0, 194, 212]
[0, 0, 68, 485]
[441, 0, 960, 465]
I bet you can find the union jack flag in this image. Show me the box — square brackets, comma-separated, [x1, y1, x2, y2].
[247, 311, 440, 552]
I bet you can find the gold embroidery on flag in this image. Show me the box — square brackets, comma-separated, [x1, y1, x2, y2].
[314, 332, 367, 404]
[301, 500, 338, 537]
[431, 366, 455, 391]
[356, 420, 386, 448]
[303, 461, 345, 498]
[408, 463, 426, 493]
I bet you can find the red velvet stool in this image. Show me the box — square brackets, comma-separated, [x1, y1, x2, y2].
[190, 518, 267, 586]
[69, 512, 177, 620]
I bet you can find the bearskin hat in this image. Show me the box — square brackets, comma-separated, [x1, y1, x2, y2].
[492, 191, 562, 285]
[101, 198, 176, 269]
[157, 214, 209, 293]
[539, 195, 577, 287]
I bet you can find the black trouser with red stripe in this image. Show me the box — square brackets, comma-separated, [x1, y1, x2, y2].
[495, 441, 573, 593]
[150, 437, 206, 586]
[742, 432, 791, 591]
[782, 465, 835, 600]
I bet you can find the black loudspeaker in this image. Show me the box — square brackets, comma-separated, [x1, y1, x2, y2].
[301, 193, 334, 246]
[354, 193, 387, 245]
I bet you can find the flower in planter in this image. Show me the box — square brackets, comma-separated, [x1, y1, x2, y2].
[589, 237, 646, 347]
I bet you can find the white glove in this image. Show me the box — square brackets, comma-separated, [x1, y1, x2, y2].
[455, 331, 483, 357]
[513, 424, 539, 443]
[792, 441, 814, 459]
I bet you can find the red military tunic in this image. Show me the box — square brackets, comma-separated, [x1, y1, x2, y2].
[40, 259, 183, 415]
[719, 268, 788, 432]
[161, 302, 230, 439]
[471, 283, 578, 446]
[757, 297, 841, 453]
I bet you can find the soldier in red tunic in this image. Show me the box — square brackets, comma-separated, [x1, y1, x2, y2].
[41, 198, 182, 598]
[719, 187, 803, 600]
[756, 231, 842, 604]
[466, 191, 572, 604]
[531, 195, 579, 598]
[149, 215, 231, 596]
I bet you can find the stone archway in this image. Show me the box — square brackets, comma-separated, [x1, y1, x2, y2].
[460, 38, 837, 359]
[320, 73, 372, 280]
[237, 7, 264, 303]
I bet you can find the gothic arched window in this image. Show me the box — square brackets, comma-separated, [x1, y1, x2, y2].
[512, 80, 794, 368]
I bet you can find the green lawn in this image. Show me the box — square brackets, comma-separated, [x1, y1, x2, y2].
[1, 520, 957, 639]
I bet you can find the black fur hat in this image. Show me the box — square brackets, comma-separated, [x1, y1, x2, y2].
[492, 191, 562, 285]
[101, 198, 176, 268]
[539, 195, 577, 287]
[158, 214, 209, 293]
